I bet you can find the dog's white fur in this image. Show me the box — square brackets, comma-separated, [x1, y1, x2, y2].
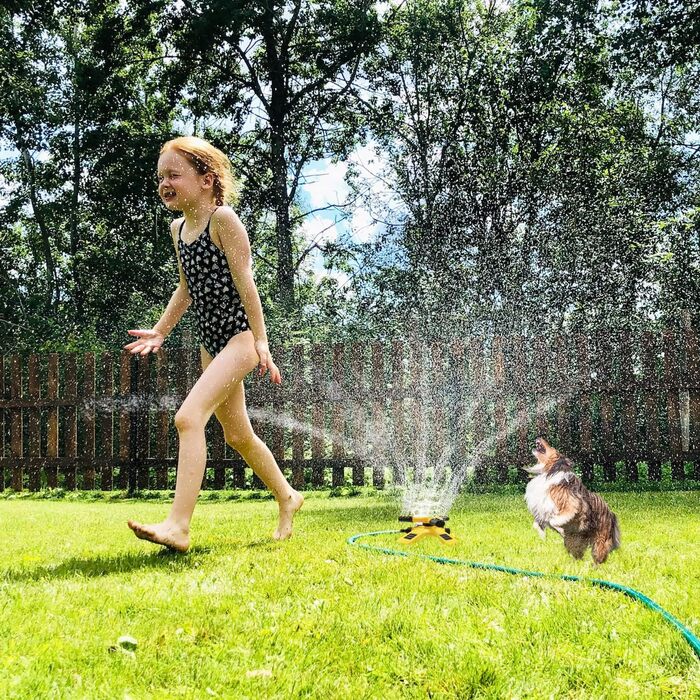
[525, 469, 573, 539]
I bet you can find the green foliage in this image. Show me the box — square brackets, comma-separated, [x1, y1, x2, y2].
[1, 0, 699, 353]
[345, 0, 700, 339]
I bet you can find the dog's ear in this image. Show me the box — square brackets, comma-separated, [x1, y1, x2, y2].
[550, 457, 572, 473]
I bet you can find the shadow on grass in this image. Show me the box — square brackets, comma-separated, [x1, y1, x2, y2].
[0, 547, 214, 584]
[0, 536, 296, 584]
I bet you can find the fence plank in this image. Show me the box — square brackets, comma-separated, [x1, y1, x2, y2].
[493, 337, 508, 482]
[663, 330, 684, 479]
[99, 352, 114, 491]
[575, 335, 594, 482]
[311, 343, 326, 487]
[533, 338, 549, 442]
[291, 344, 306, 491]
[620, 333, 639, 480]
[0, 355, 4, 490]
[468, 338, 487, 483]
[391, 340, 406, 486]
[350, 342, 367, 486]
[641, 331, 661, 480]
[510, 336, 530, 478]
[597, 334, 616, 481]
[83, 353, 96, 490]
[372, 342, 386, 488]
[271, 346, 285, 466]
[686, 328, 700, 480]
[136, 355, 150, 489]
[27, 354, 41, 490]
[118, 351, 132, 490]
[64, 354, 77, 490]
[555, 335, 570, 451]
[46, 354, 59, 489]
[331, 344, 345, 487]
[10, 355, 22, 490]
[154, 350, 170, 490]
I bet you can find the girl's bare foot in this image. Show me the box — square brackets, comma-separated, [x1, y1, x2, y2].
[127, 519, 190, 552]
[273, 490, 304, 541]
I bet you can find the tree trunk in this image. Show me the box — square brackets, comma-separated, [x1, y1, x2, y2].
[263, 3, 295, 311]
[16, 127, 59, 312]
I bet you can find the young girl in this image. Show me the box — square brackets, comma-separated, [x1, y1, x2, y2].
[124, 136, 303, 551]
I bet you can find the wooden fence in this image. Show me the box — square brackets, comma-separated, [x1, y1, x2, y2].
[1, 328, 699, 492]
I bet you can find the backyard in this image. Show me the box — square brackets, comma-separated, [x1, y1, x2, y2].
[1, 489, 698, 699]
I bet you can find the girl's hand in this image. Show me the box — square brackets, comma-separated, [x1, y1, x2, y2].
[124, 329, 165, 356]
[255, 339, 282, 384]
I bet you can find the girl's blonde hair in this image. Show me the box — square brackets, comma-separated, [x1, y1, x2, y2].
[160, 136, 240, 207]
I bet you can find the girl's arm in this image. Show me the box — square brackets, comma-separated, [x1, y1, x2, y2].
[153, 286, 191, 338]
[154, 220, 192, 338]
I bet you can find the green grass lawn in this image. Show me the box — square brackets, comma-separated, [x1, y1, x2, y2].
[0, 489, 698, 699]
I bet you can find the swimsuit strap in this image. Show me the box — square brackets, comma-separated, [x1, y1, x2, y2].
[179, 207, 219, 241]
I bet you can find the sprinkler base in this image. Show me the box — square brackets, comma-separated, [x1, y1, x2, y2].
[397, 516, 457, 545]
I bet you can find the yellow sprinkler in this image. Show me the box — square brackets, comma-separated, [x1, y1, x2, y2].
[397, 515, 457, 545]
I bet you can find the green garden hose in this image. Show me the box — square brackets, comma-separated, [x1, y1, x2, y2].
[347, 529, 700, 660]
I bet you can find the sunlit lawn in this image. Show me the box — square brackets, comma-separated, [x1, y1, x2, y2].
[0, 489, 698, 699]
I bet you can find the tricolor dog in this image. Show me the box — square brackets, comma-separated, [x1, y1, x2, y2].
[525, 438, 620, 564]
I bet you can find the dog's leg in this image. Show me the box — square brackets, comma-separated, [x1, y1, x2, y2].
[564, 533, 588, 560]
[533, 520, 546, 540]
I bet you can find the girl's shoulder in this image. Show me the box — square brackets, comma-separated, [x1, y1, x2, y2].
[212, 205, 238, 221]
[211, 205, 243, 231]
[169, 216, 185, 233]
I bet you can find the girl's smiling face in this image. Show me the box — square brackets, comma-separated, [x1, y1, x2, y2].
[157, 149, 213, 210]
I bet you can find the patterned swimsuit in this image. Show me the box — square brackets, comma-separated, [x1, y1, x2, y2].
[177, 209, 249, 357]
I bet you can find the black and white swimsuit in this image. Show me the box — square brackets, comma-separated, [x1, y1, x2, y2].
[177, 209, 249, 357]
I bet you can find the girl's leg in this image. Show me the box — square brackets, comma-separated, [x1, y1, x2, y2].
[211, 377, 303, 540]
[128, 331, 259, 551]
